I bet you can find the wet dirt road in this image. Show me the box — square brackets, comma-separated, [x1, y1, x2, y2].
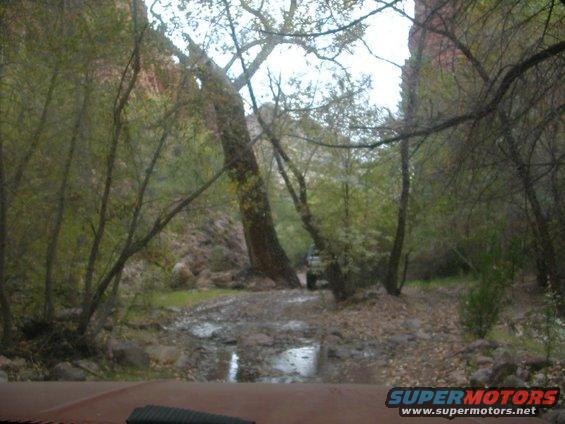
[162, 289, 385, 383]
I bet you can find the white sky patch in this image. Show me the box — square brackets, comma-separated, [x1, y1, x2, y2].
[145, 1, 414, 114]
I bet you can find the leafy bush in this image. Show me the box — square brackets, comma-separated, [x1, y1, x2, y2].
[459, 239, 522, 338]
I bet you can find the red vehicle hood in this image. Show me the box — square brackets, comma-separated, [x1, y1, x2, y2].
[0, 382, 543, 424]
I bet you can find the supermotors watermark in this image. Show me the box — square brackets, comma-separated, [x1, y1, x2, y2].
[386, 387, 560, 419]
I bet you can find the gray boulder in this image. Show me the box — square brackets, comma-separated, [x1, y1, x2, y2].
[171, 262, 194, 288]
[17, 368, 46, 381]
[521, 354, 551, 371]
[50, 362, 86, 381]
[72, 359, 100, 376]
[112, 341, 150, 367]
[475, 355, 494, 367]
[470, 368, 492, 386]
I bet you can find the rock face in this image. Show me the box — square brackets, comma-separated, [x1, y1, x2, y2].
[50, 362, 86, 381]
[168, 213, 249, 282]
[112, 341, 150, 367]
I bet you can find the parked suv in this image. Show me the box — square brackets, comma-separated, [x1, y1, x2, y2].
[306, 245, 324, 290]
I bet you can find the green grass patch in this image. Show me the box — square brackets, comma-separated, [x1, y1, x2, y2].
[489, 327, 546, 356]
[151, 288, 242, 309]
[405, 275, 473, 288]
[122, 288, 243, 324]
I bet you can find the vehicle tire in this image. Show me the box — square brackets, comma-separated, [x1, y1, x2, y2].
[306, 273, 317, 290]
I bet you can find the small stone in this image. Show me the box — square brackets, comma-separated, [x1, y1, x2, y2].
[502, 374, 526, 387]
[175, 354, 192, 369]
[532, 372, 546, 386]
[489, 361, 517, 385]
[0, 355, 13, 371]
[462, 339, 498, 354]
[516, 366, 530, 382]
[221, 335, 237, 345]
[240, 333, 274, 347]
[18, 369, 46, 381]
[146, 345, 180, 365]
[327, 347, 348, 359]
[72, 359, 100, 375]
[470, 368, 492, 387]
[50, 362, 86, 381]
[476, 355, 494, 368]
[402, 319, 421, 331]
[492, 348, 514, 365]
[388, 334, 416, 345]
[450, 370, 467, 385]
[112, 341, 150, 367]
[522, 354, 551, 371]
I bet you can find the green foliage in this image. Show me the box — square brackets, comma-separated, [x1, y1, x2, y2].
[540, 289, 564, 361]
[459, 239, 522, 339]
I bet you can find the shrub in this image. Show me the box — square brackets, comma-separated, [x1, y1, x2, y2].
[459, 238, 521, 338]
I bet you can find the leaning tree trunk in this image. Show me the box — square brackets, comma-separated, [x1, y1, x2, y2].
[195, 59, 299, 288]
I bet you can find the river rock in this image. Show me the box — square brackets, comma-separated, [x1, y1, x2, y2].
[502, 374, 526, 387]
[470, 368, 492, 386]
[17, 368, 46, 381]
[489, 361, 517, 385]
[401, 319, 421, 331]
[0, 355, 13, 371]
[112, 341, 150, 367]
[175, 354, 192, 369]
[146, 345, 180, 365]
[388, 334, 416, 345]
[475, 355, 494, 368]
[73, 359, 100, 375]
[450, 370, 467, 385]
[240, 333, 274, 347]
[532, 372, 546, 386]
[50, 362, 86, 381]
[462, 339, 498, 354]
[516, 365, 531, 382]
[522, 354, 551, 371]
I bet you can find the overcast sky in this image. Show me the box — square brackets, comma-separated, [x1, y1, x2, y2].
[146, 1, 414, 114]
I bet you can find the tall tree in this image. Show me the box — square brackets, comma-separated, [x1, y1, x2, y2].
[384, 17, 427, 295]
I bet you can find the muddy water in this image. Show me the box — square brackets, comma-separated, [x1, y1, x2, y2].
[165, 290, 383, 383]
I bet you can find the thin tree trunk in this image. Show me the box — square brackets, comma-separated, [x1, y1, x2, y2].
[384, 27, 426, 295]
[0, 11, 12, 344]
[11, 66, 60, 193]
[83, 8, 144, 308]
[0, 128, 11, 344]
[43, 73, 91, 322]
